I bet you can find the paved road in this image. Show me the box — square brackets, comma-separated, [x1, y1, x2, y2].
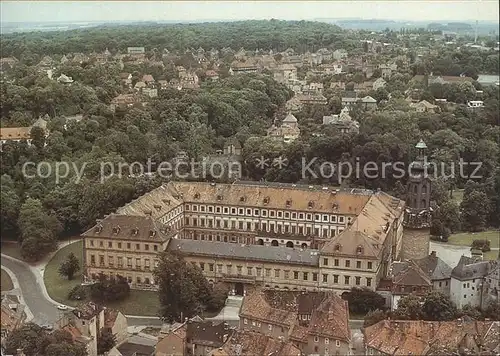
[1, 256, 62, 326]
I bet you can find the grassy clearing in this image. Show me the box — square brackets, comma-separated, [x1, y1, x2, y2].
[43, 240, 160, 316]
[447, 231, 500, 249]
[1, 269, 14, 291]
[483, 250, 499, 261]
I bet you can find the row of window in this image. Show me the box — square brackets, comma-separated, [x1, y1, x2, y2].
[185, 217, 344, 238]
[89, 273, 155, 285]
[89, 255, 159, 270]
[186, 204, 350, 224]
[196, 262, 372, 286]
[88, 240, 159, 252]
[159, 206, 183, 224]
[323, 258, 373, 270]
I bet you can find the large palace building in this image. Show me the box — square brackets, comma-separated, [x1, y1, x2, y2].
[82, 181, 405, 295]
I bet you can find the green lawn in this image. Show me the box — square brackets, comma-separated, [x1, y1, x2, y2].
[483, 250, 500, 261]
[447, 231, 500, 249]
[44, 240, 160, 316]
[1, 269, 14, 291]
[1, 242, 24, 261]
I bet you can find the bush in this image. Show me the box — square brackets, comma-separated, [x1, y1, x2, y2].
[68, 285, 88, 301]
[471, 239, 491, 252]
[206, 282, 229, 312]
[90, 274, 130, 303]
[342, 287, 386, 315]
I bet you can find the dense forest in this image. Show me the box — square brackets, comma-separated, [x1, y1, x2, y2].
[0, 20, 352, 57]
[1, 20, 499, 261]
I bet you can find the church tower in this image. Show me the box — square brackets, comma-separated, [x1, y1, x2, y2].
[401, 139, 432, 260]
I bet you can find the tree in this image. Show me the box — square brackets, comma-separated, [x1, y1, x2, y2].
[58, 252, 80, 280]
[460, 188, 491, 232]
[4, 323, 86, 356]
[393, 294, 423, 320]
[363, 309, 387, 327]
[459, 304, 483, 320]
[421, 291, 458, 321]
[0, 176, 20, 236]
[97, 327, 116, 355]
[342, 287, 386, 315]
[154, 250, 213, 323]
[90, 274, 130, 302]
[17, 198, 61, 261]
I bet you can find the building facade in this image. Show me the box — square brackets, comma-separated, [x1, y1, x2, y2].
[82, 182, 405, 294]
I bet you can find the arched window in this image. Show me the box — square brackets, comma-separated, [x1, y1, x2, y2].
[422, 185, 427, 194]
[271, 240, 279, 246]
[334, 243, 342, 252]
[356, 245, 363, 255]
[286, 241, 294, 248]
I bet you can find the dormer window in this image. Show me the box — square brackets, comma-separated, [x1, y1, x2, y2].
[112, 226, 121, 234]
[263, 196, 270, 205]
[194, 192, 200, 199]
[308, 201, 314, 209]
[240, 196, 246, 202]
[131, 228, 139, 236]
[334, 243, 341, 252]
[356, 245, 363, 255]
[217, 195, 223, 201]
[153, 204, 161, 211]
[149, 230, 157, 238]
[286, 199, 292, 207]
[144, 210, 152, 216]
[162, 199, 171, 205]
[332, 203, 339, 210]
[95, 224, 103, 233]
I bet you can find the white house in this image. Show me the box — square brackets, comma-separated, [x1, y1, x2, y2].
[450, 256, 499, 309]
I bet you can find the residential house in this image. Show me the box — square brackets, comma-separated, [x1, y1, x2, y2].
[467, 100, 484, 110]
[341, 95, 378, 110]
[71, 53, 89, 64]
[127, 47, 146, 55]
[142, 74, 155, 87]
[120, 73, 133, 88]
[230, 60, 259, 75]
[155, 321, 187, 356]
[410, 100, 439, 113]
[205, 70, 219, 82]
[412, 74, 474, 86]
[319, 63, 343, 75]
[134, 81, 147, 92]
[296, 93, 328, 106]
[317, 48, 333, 61]
[239, 290, 351, 356]
[0, 116, 49, 147]
[110, 93, 142, 112]
[273, 64, 297, 84]
[109, 341, 155, 356]
[158, 80, 169, 90]
[0, 57, 18, 73]
[364, 319, 500, 355]
[381, 260, 433, 310]
[156, 320, 231, 356]
[450, 256, 499, 309]
[267, 113, 301, 144]
[37, 55, 55, 71]
[414, 251, 453, 296]
[332, 49, 348, 61]
[57, 74, 74, 84]
[285, 96, 304, 113]
[322, 107, 359, 134]
[143, 87, 158, 98]
[372, 77, 387, 91]
[223, 137, 242, 156]
[378, 64, 397, 79]
[1, 295, 26, 346]
[306, 82, 324, 94]
[57, 302, 128, 356]
[209, 330, 301, 356]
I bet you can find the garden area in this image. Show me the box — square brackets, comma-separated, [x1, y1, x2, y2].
[43, 240, 160, 316]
